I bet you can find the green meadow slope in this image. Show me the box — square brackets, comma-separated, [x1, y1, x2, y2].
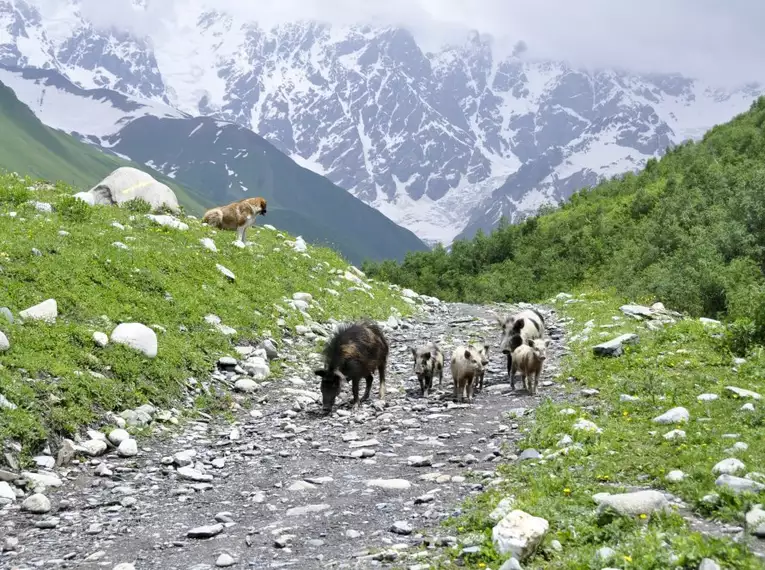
[0, 171, 412, 456]
[0, 82, 211, 214]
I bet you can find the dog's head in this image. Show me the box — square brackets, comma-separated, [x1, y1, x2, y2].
[251, 197, 267, 216]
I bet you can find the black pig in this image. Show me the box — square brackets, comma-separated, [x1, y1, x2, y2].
[314, 320, 389, 414]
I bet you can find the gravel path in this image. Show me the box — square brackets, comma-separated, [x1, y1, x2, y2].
[2, 301, 568, 570]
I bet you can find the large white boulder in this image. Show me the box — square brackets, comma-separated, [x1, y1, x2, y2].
[19, 299, 58, 323]
[84, 167, 179, 213]
[491, 509, 549, 561]
[111, 323, 158, 358]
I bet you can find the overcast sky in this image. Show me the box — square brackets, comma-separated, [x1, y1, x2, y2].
[38, 0, 765, 88]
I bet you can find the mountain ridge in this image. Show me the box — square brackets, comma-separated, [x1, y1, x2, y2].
[0, 64, 429, 264]
[2, 0, 763, 245]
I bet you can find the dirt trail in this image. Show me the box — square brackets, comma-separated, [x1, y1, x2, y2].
[2, 302, 568, 570]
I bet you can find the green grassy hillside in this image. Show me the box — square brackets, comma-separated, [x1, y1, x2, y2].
[439, 292, 765, 569]
[106, 115, 430, 265]
[0, 171, 412, 457]
[0, 82, 212, 214]
[365, 97, 765, 347]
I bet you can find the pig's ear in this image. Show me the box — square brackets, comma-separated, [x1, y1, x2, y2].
[544, 339, 551, 347]
[409, 346, 417, 357]
[464, 349, 472, 360]
[494, 314, 505, 327]
[314, 368, 327, 377]
[422, 351, 431, 360]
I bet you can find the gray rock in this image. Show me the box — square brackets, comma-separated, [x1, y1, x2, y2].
[117, 439, 139, 458]
[0, 481, 16, 504]
[79, 439, 108, 457]
[489, 497, 516, 521]
[187, 524, 224, 539]
[146, 214, 188, 230]
[407, 455, 432, 467]
[0, 307, 13, 324]
[216, 264, 236, 281]
[93, 331, 109, 347]
[259, 339, 279, 360]
[390, 521, 413, 535]
[242, 356, 270, 379]
[21, 493, 51, 514]
[491, 509, 549, 561]
[200, 238, 217, 252]
[725, 386, 761, 400]
[215, 553, 236, 567]
[285, 503, 330, 516]
[22, 471, 62, 490]
[665, 470, 685, 482]
[499, 558, 523, 570]
[518, 449, 541, 461]
[86, 167, 179, 211]
[593, 490, 668, 518]
[234, 378, 258, 393]
[34, 517, 59, 529]
[697, 393, 718, 402]
[0, 394, 17, 410]
[19, 299, 57, 323]
[366, 478, 411, 490]
[287, 481, 317, 491]
[111, 323, 158, 358]
[652, 407, 689, 424]
[698, 559, 721, 570]
[620, 304, 653, 319]
[108, 429, 130, 446]
[596, 546, 616, 561]
[218, 356, 238, 367]
[0, 331, 8, 352]
[712, 458, 746, 475]
[663, 429, 686, 440]
[593, 334, 638, 357]
[33, 455, 55, 469]
[715, 474, 765, 495]
[177, 466, 213, 482]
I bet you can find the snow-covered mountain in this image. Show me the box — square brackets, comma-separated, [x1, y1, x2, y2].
[2, 0, 762, 245]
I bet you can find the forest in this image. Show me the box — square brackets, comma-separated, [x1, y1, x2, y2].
[364, 97, 765, 350]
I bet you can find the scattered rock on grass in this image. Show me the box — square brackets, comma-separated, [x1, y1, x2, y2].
[110, 323, 158, 358]
[592, 334, 638, 357]
[652, 407, 689, 424]
[491, 510, 549, 561]
[19, 299, 57, 323]
[592, 490, 668, 518]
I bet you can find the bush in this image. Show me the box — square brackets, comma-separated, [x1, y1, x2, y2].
[56, 195, 93, 222]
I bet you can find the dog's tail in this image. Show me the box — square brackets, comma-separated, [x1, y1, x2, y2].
[202, 208, 223, 228]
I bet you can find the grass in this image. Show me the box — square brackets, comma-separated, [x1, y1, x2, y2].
[429, 289, 765, 569]
[0, 171, 413, 461]
[0, 81, 211, 215]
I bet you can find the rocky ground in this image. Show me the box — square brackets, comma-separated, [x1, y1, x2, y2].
[0, 301, 569, 570]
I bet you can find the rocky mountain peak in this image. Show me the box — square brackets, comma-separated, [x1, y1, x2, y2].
[1, 0, 762, 246]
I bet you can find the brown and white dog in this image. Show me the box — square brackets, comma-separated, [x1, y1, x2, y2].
[202, 197, 267, 244]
